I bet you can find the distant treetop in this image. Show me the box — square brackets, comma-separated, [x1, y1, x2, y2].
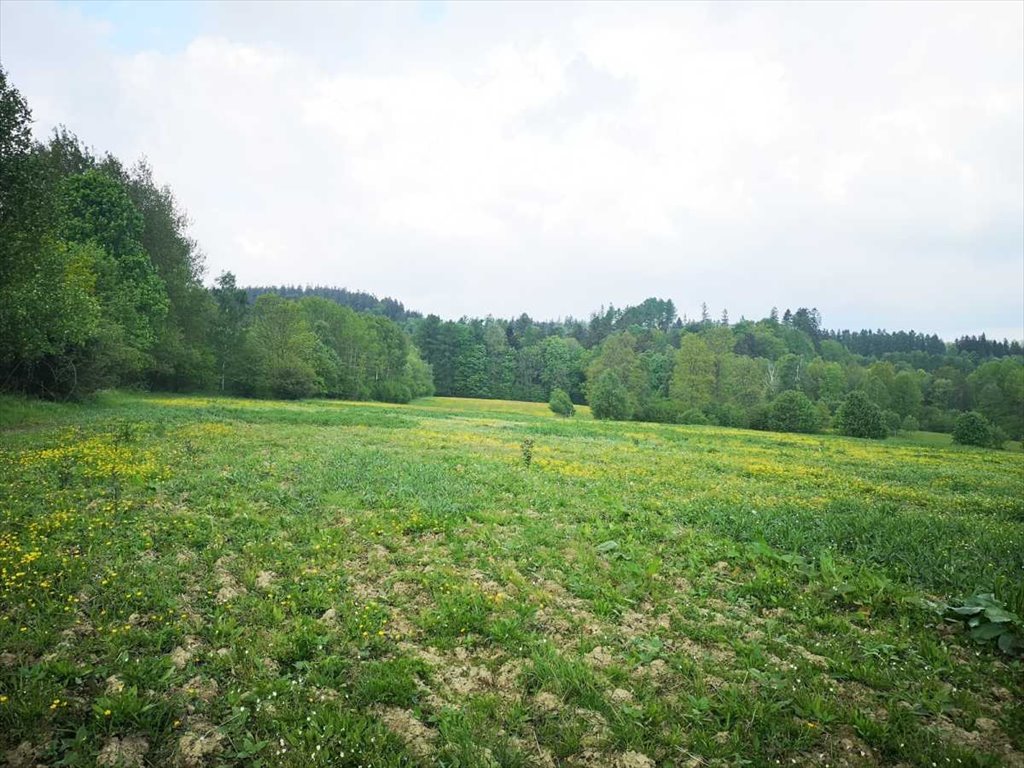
[243, 285, 420, 323]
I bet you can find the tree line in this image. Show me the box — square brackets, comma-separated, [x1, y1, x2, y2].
[1, 68, 1020, 442]
[245, 285, 418, 323]
[409, 303, 1023, 442]
[0, 69, 432, 403]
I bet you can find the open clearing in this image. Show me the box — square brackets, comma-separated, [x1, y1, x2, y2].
[1, 393, 1021, 767]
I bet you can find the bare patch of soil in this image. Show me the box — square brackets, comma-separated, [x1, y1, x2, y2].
[377, 707, 436, 758]
[96, 736, 148, 767]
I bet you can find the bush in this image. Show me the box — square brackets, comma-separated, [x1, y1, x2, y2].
[266, 364, 322, 400]
[835, 391, 886, 439]
[587, 371, 632, 421]
[548, 387, 575, 417]
[882, 409, 902, 436]
[374, 380, 413, 404]
[952, 411, 1002, 448]
[520, 438, 534, 466]
[747, 403, 772, 431]
[679, 408, 709, 425]
[766, 390, 819, 434]
[637, 398, 681, 424]
[707, 403, 747, 428]
[991, 426, 1008, 449]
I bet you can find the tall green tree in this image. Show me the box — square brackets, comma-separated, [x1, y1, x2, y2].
[243, 294, 320, 399]
[587, 332, 648, 415]
[57, 170, 169, 380]
[669, 334, 714, 412]
[589, 370, 632, 420]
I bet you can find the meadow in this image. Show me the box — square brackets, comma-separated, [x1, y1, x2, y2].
[0, 393, 1021, 768]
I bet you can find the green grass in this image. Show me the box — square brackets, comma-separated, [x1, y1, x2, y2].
[1, 392, 1021, 767]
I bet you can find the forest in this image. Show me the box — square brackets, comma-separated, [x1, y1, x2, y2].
[2, 68, 1021, 443]
[406, 302, 1023, 443]
[0, 69, 433, 405]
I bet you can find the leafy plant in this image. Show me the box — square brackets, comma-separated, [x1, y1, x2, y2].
[549, 388, 575, 417]
[520, 438, 534, 467]
[835, 391, 887, 439]
[629, 635, 664, 664]
[946, 593, 1023, 655]
[952, 411, 1004, 449]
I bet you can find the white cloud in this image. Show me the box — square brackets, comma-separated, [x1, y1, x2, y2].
[1, 0, 1021, 338]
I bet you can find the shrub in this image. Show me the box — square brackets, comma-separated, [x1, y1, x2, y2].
[767, 390, 819, 434]
[679, 408, 709, 425]
[747, 404, 772, 431]
[882, 409, 902, 436]
[267, 364, 322, 400]
[707, 402, 747, 428]
[374, 380, 413, 404]
[952, 411, 1002, 448]
[901, 415, 920, 432]
[520, 438, 534, 467]
[835, 391, 886, 439]
[548, 388, 575, 417]
[587, 371, 632, 421]
[636, 398, 681, 424]
[946, 593, 1023, 656]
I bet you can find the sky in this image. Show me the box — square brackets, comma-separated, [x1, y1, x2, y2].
[1, 1, 1022, 339]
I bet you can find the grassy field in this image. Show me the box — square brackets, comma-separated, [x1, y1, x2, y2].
[1, 393, 1021, 768]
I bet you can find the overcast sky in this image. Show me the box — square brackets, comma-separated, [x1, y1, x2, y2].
[2, 1, 1022, 339]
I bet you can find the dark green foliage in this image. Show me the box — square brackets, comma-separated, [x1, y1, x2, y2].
[57, 170, 169, 374]
[242, 295, 320, 399]
[952, 411, 1002, 449]
[245, 284, 414, 321]
[586, 332, 647, 417]
[549, 388, 575, 417]
[119, 161, 214, 390]
[0, 65, 1021, 439]
[296, 297, 432, 403]
[637, 398, 683, 424]
[835, 391, 887, 439]
[588, 371, 633, 421]
[967, 358, 1024, 439]
[764, 390, 819, 434]
[520, 438, 534, 466]
[211, 272, 249, 392]
[0, 68, 432, 406]
[946, 593, 1023, 656]
[679, 408, 709, 425]
[882, 409, 902, 436]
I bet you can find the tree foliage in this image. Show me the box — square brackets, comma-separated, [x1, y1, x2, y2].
[767, 390, 820, 434]
[549, 387, 575, 417]
[0, 66, 1020, 446]
[952, 411, 1002, 449]
[589, 371, 633, 421]
[835, 391, 887, 439]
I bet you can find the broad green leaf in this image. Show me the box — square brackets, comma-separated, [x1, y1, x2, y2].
[997, 632, 1021, 654]
[982, 606, 1019, 623]
[949, 606, 984, 616]
[970, 623, 1006, 641]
